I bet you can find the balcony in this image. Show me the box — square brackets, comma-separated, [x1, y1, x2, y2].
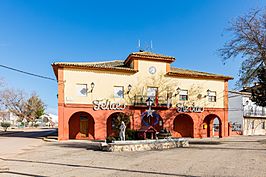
[243, 110, 266, 117]
[133, 95, 169, 108]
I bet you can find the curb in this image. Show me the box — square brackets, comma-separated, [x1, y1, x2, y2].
[42, 137, 58, 142]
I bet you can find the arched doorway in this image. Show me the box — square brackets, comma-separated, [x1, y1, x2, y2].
[173, 114, 194, 137]
[203, 114, 222, 138]
[69, 112, 95, 140]
[106, 112, 130, 137]
[141, 114, 163, 132]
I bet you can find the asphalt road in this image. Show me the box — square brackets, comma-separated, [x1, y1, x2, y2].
[0, 134, 265, 177]
[0, 128, 56, 157]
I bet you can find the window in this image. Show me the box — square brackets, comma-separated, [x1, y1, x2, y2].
[76, 84, 87, 96]
[208, 91, 216, 102]
[147, 87, 158, 97]
[179, 90, 188, 101]
[147, 87, 158, 102]
[262, 122, 265, 129]
[114, 86, 124, 98]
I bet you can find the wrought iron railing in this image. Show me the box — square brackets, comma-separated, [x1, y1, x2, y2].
[133, 95, 169, 107]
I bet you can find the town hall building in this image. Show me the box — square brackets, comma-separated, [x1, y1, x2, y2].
[52, 51, 233, 140]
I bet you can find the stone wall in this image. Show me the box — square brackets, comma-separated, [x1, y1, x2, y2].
[102, 139, 189, 152]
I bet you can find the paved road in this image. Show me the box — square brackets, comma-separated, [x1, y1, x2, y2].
[0, 134, 265, 177]
[0, 128, 56, 157]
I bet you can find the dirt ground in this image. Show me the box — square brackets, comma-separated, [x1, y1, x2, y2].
[0, 133, 265, 177]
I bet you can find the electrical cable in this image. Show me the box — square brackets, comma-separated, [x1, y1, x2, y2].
[0, 64, 56, 81]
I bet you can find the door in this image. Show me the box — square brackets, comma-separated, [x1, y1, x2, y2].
[80, 116, 88, 138]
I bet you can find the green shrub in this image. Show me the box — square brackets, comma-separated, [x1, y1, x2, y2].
[126, 129, 138, 140]
[1, 122, 11, 132]
[106, 136, 116, 143]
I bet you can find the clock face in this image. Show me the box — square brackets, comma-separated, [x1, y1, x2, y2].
[149, 66, 156, 74]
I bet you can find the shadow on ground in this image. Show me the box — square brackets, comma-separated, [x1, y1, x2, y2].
[0, 157, 199, 177]
[189, 141, 221, 145]
[0, 129, 57, 139]
[48, 141, 103, 151]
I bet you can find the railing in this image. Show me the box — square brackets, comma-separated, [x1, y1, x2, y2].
[244, 110, 266, 117]
[133, 95, 169, 107]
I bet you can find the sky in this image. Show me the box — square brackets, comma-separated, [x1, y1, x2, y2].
[0, 0, 265, 115]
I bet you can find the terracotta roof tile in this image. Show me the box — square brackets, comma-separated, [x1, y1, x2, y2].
[130, 51, 175, 59]
[52, 57, 233, 80]
[168, 67, 233, 80]
[124, 51, 175, 64]
[52, 60, 136, 72]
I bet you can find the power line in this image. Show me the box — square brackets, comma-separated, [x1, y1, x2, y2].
[0, 64, 56, 81]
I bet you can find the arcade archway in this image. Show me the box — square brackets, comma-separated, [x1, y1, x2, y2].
[173, 114, 194, 137]
[203, 114, 222, 138]
[69, 111, 95, 140]
[106, 112, 130, 137]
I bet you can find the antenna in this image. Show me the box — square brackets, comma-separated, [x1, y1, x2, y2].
[138, 39, 144, 52]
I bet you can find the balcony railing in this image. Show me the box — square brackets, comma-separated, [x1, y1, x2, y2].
[244, 110, 266, 117]
[133, 95, 169, 107]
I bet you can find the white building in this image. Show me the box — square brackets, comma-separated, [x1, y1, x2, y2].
[228, 91, 266, 135]
[0, 110, 19, 126]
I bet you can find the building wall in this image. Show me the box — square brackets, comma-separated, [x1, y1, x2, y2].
[228, 92, 244, 129]
[243, 118, 266, 135]
[242, 95, 266, 135]
[63, 60, 225, 108]
[58, 105, 227, 140]
[228, 91, 266, 135]
[57, 59, 229, 140]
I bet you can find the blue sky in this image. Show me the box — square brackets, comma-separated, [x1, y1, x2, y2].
[0, 0, 265, 114]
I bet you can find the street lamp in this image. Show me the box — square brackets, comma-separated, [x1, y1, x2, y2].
[174, 87, 181, 97]
[206, 89, 211, 97]
[88, 82, 95, 93]
[127, 84, 132, 94]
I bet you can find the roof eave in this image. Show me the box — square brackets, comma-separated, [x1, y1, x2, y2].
[124, 53, 175, 65]
[166, 72, 234, 80]
[51, 63, 59, 81]
[52, 63, 138, 74]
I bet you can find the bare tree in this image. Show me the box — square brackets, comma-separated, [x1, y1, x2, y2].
[0, 88, 27, 121]
[219, 8, 266, 87]
[0, 89, 46, 124]
[127, 72, 179, 101]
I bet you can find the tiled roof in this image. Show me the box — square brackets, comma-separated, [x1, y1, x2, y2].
[129, 51, 175, 59]
[125, 51, 175, 64]
[168, 67, 233, 80]
[52, 52, 233, 80]
[52, 60, 136, 72]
